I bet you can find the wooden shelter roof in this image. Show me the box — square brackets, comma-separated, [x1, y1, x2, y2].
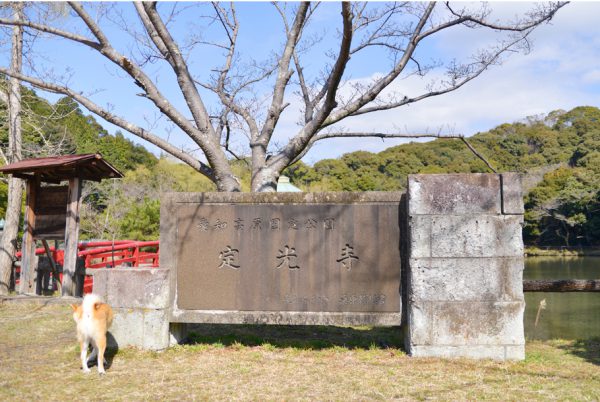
[0, 153, 123, 183]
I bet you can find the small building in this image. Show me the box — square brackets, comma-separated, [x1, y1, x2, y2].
[276, 176, 302, 192]
[0, 153, 122, 296]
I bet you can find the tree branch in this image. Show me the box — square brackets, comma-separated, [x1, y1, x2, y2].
[0, 67, 216, 180]
[67, 1, 110, 47]
[460, 136, 497, 173]
[323, 2, 436, 127]
[269, 2, 354, 172]
[0, 16, 101, 49]
[257, 3, 309, 146]
[289, 131, 464, 165]
[211, 4, 260, 140]
[350, 30, 529, 116]
[141, 2, 217, 139]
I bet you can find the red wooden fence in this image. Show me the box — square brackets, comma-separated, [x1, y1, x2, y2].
[15, 240, 159, 294]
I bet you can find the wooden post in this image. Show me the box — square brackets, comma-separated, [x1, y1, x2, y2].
[62, 177, 82, 297]
[42, 239, 61, 294]
[19, 178, 38, 294]
[523, 279, 600, 292]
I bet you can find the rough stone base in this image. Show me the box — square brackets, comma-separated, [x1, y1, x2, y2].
[92, 268, 170, 351]
[109, 308, 169, 350]
[170, 310, 401, 326]
[406, 173, 526, 361]
[409, 345, 525, 360]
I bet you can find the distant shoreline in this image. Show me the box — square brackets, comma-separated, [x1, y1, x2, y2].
[525, 247, 600, 257]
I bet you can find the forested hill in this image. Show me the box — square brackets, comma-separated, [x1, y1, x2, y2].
[285, 106, 600, 247]
[0, 86, 157, 172]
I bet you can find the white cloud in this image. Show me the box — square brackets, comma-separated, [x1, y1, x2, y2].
[296, 2, 600, 162]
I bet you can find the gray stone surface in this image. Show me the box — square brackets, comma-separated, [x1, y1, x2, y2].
[94, 268, 171, 351]
[162, 191, 404, 324]
[409, 345, 524, 360]
[170, 310, 401, 326]
[109, 308, 169, 351]
[501, 173, 525, 215]
[406, 173, 525, 361]
[92, 268, 170, 309]
[408, 174, 501, 215]
[409, 258, 524, 302]
[427, 301, 524, 345]
[410, 215, 524, 258]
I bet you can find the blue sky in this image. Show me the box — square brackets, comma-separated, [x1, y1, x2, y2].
[3, 2, 600, 164]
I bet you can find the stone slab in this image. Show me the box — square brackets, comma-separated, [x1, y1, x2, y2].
[408, 345, 525, 360]
[92, 268, 170, 309]
[166, 193, 404, 315]
[408, 174, 501, 215]
[108, 307, 169, 351]
[408, 301, 525, 346]
[501, 173, 525, 215]
[409, 257, 524, 302]
[170, 310, 401, 326]
[409, 215, 523, 258]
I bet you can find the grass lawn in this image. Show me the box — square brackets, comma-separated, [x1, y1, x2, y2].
[0, 301, 599, 401]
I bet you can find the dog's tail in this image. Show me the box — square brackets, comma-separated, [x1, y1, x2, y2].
[82, 293, 104, 314]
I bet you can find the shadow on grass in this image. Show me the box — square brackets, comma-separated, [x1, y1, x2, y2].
[558, 337, 600, 366]
[184, 324, 404, 351]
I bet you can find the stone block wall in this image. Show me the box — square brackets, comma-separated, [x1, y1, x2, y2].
[92, 268, 171, 350]
[405, 173, 525, 360]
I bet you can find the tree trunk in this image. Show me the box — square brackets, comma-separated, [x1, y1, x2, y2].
[251, 167, 279, 193]
[0, 3, 24, 295]
[0, 179, 23, 294]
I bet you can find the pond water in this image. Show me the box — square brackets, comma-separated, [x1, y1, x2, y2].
[524, 257, 600, 340]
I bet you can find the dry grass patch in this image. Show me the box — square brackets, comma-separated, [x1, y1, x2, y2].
[0, 301, 599, 401]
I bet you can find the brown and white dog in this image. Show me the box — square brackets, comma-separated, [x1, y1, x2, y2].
[71, 294, 114, 374]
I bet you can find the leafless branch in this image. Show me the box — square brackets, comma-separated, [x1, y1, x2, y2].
[0, 67, 215, 180]
[460, 137, 497, 173]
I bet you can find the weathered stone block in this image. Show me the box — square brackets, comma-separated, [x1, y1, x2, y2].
[408, 345, 522, 360]
[164, 192, 403, 319]
[410, 301, 525, 346]
[409, 257, 524, 302]
[170, 309, 401, 326]
[108, 308, 144, 349]
[92, 268, 170, 309]
[408, 215, 431, 259]
[406, 302, 431, 345]
[142, 309, 170, 350]
[505, 345, 526, 360]
[501, 173, 525, 215]
[108, 308, 169, 351]
[409, 215, 524, 258]
[408, 174, 501, 215]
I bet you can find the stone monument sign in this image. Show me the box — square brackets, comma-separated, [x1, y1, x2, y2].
[95, 173, 526, 360]
[161, 192, 404, 325]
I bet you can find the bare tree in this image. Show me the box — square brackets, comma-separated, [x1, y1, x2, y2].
[0, 2, 24, 294]
[0, 2, 567, 192]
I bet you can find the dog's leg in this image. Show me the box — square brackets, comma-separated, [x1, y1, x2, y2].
[80, 340, 90, 373]
[97, 336, 107, 375]
[88, 344, 98, 366]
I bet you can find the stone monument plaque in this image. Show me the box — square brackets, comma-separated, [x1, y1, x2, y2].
[162, 192, 403, 324]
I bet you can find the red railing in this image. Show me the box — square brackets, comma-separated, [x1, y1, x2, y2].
[14, 240, 159, 294]
[79, 241, 159, 269]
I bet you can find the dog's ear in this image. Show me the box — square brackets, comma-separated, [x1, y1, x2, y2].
[70, 304, 78, 311]
[94, 302, 102, 310]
